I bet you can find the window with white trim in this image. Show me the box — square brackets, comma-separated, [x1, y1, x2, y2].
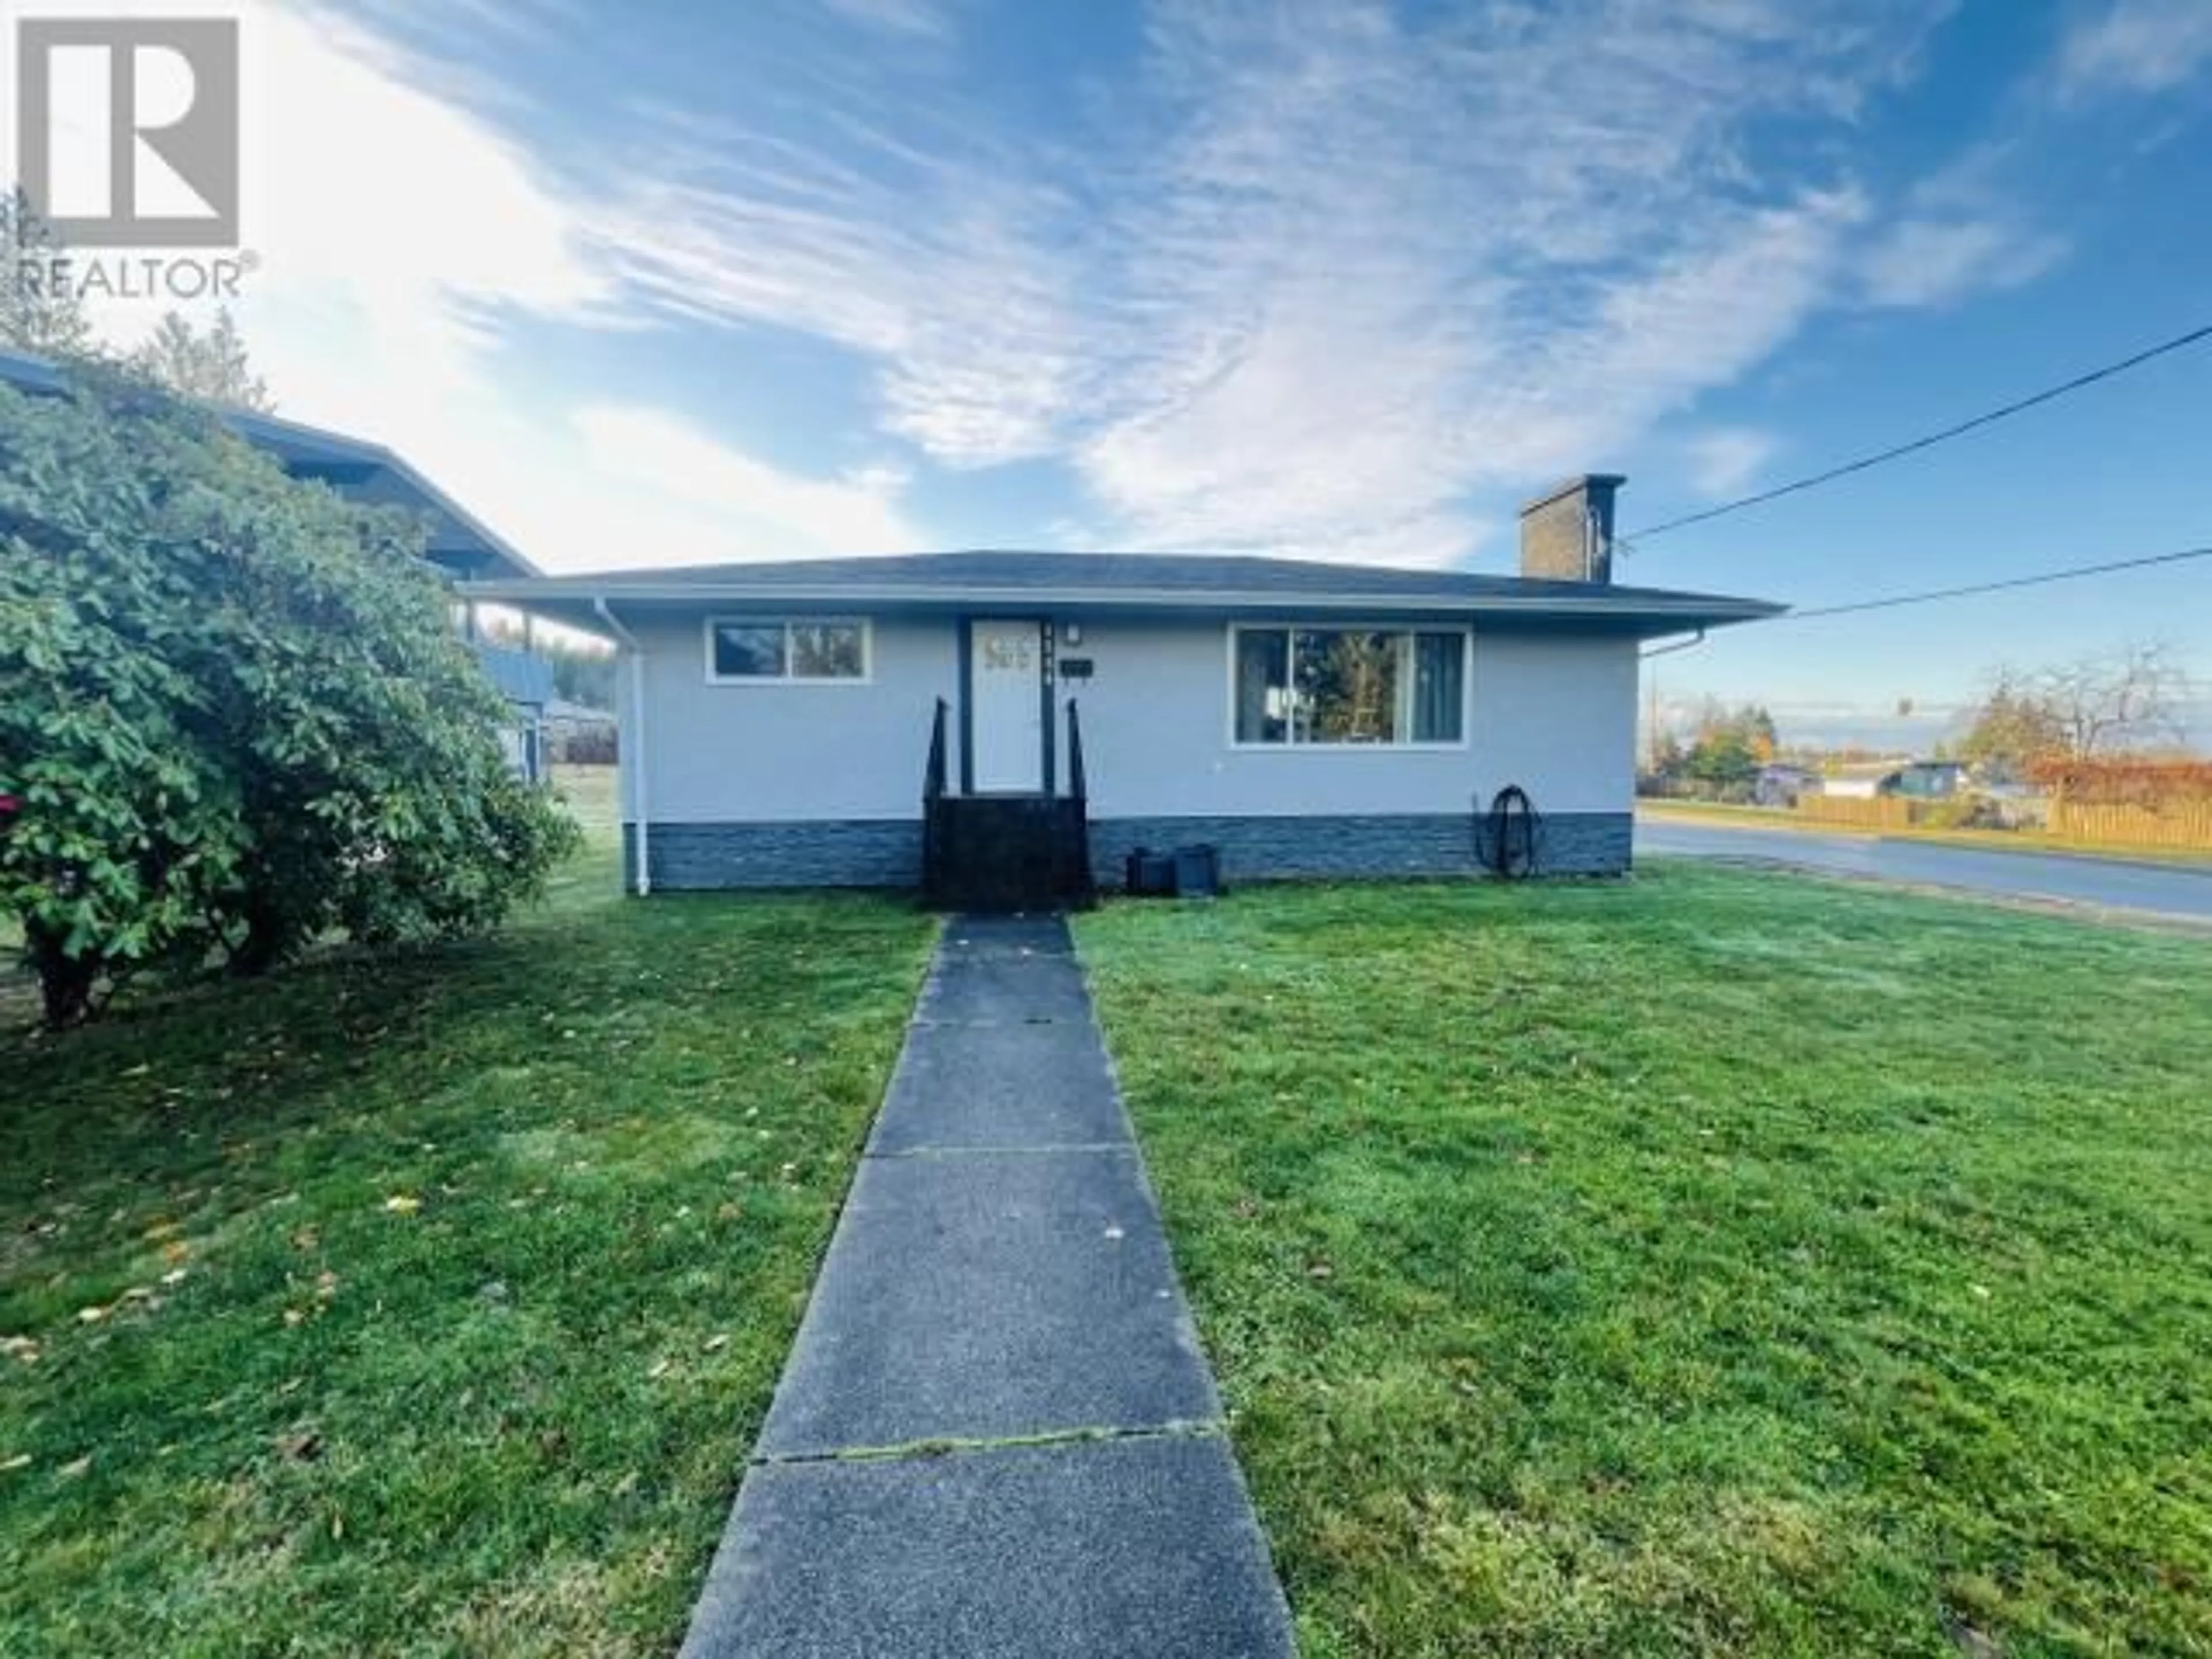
[1232, 627, 1466, 745]
[706, 618, 869, 683]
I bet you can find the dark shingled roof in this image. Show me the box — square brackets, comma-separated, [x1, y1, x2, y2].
[499, 549, 1764, 608]
[465, 549, 1783, 639]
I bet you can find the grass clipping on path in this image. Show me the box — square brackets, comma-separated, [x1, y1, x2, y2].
[1078, 864, 2212, 1658]
[0, 847, 933, 1657]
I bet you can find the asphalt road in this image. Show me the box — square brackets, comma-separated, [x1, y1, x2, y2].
[1636, 816, 2212, 923]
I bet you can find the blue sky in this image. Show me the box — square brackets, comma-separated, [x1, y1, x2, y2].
[41, 0, 2212, 745]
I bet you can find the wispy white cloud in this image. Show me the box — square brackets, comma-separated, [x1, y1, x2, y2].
[64, 0, 925, 569]
[570, 405, 922, 557]
[66, 0, 2078, 573]
[1851, 144, 2068, 308]
[1858, 216, 2067, 307]
[590, 0, 1961, 562]
[2056, 0, 2212, 99]
[1684, 427, 1780, 499]
[821, 0, 960, 39]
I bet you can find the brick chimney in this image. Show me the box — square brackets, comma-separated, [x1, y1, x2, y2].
[1519, 474, 1624, 584]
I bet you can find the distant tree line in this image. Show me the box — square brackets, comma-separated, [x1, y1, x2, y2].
[1645, 643, 2199, 806]
[1644, 702, 1778, 800]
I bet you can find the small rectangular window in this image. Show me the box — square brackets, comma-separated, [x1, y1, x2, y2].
[708, 619, 869, 683]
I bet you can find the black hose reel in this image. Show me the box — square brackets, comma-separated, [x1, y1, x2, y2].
[1476, 785, 1541, 880]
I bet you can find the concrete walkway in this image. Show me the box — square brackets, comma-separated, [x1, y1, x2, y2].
[679, 915, 1296, 1658]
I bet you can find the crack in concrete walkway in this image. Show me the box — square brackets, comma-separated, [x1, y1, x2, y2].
[678, 915, 1297, 1658]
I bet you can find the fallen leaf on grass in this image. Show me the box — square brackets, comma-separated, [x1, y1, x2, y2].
[703, 1334, 730, 1353]
[2, 1336, 39, 1365]
[382, 1195, 421, 1216]
[647, 1359, 672, 1380]
[160, 1268, 188, 1287]
[1, 1454, 29, 1473]
[60, 1456, 91, 1478]
[76, 1305, 108, 1324]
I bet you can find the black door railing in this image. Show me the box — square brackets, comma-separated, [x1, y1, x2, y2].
[922, 697, 949, 896]
[921, 694, 1095, 908]
[1065, 696, 1087, 806]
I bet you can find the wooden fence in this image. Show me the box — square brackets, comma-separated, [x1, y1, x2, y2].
[1790, 796, 1921, 831]
[2049, 800, 2212, 850]
[1781, 794, 2212, 849]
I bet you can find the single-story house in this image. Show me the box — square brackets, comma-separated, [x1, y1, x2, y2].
[0, 346, 551, 778]
[1754, 763, 1822, 808]
[469, 476, 1781, 905]
[1824, 759, 1967, 800]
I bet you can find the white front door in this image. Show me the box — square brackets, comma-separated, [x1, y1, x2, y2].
[969, 619, 1045, 792]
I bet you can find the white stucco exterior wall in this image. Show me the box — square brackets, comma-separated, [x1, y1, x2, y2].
[621, 609, 1637, 825]
[1070, 620, 1637, 819]
[622, 613, 960, 824]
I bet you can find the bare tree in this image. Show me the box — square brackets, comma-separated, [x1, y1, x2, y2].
[2034, 642, 2188, 759]
[1964, 642, 2189, 777]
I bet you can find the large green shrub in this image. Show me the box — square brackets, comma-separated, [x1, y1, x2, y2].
[0, 367, 578, 1027]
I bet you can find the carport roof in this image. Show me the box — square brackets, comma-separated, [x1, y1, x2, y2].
[0, 346, 538, 581]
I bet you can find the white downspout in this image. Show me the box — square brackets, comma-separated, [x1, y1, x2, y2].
[593, 597, 650, 896]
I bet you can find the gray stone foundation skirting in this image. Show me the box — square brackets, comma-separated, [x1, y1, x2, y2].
[624, 820, 921, 891]
[623, 812, 1632, 892]
[1088, 812, 1633, 887]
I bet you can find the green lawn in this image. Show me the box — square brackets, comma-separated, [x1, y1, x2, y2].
[1, 779, 935, 1656]
[1078, 865, 2212, 1658]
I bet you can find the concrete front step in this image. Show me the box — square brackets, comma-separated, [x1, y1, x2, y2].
[925, 795, 1094, 912]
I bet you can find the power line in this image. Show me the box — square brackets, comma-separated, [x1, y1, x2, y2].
[1626, 320, 2212, 541]
[1770, 544, 2212, 623]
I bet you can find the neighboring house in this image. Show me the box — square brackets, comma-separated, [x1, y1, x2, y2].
[468, 476, 1781, 905]
[1825, 759, 1967, 800]
[475, 647, 558, 781]
[0, 346, 549, 778]
[1755, 763, 1821, 808]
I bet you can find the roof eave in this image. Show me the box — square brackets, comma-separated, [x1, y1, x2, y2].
[461, 577, 1783, 632]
